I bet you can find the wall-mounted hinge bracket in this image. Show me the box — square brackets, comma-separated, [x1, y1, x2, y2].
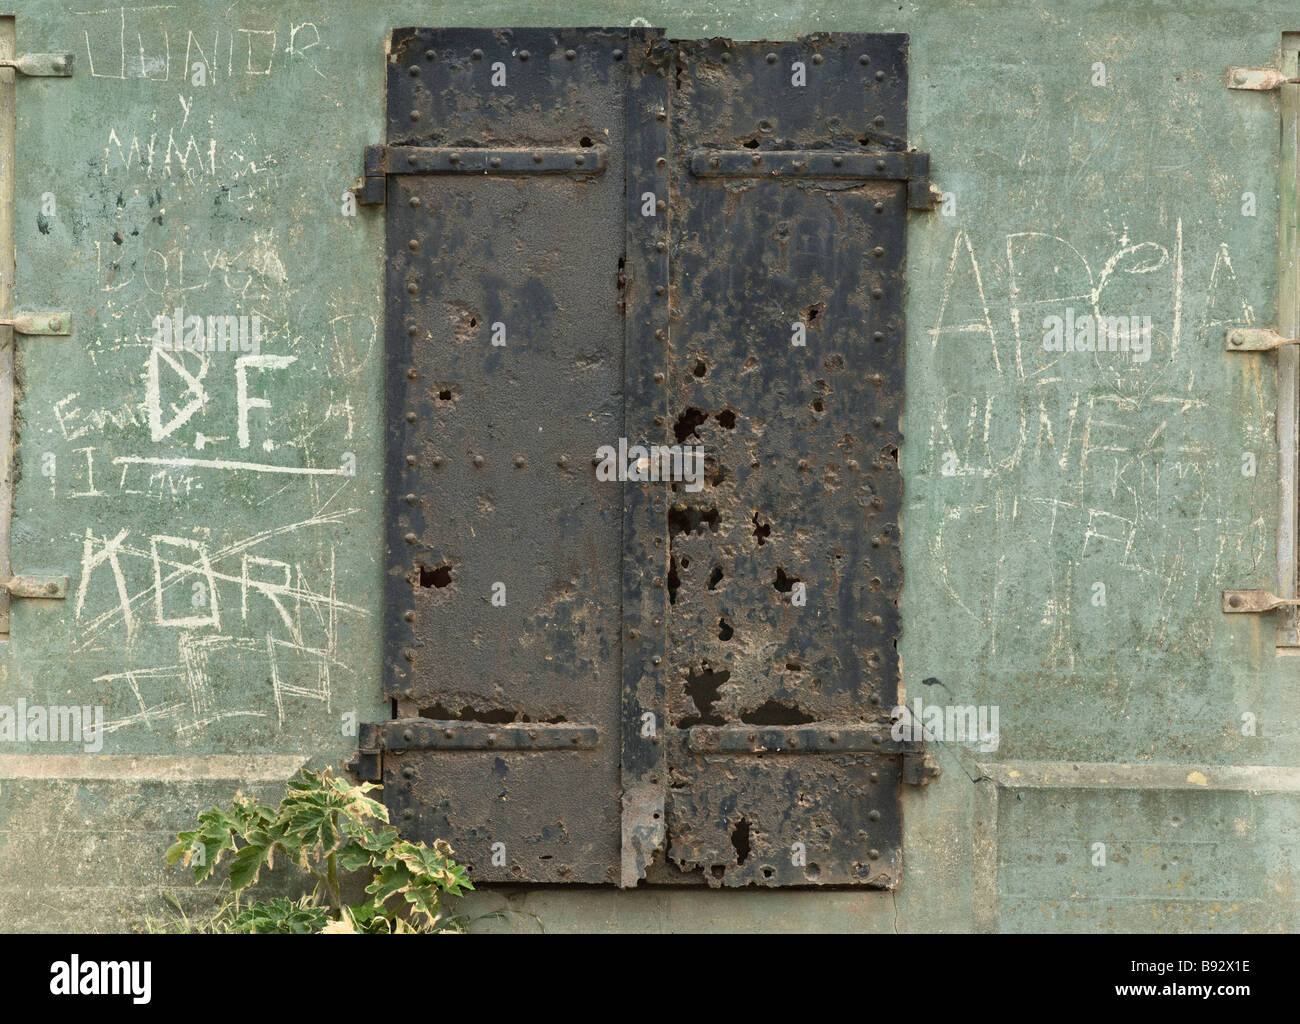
[1222, 589, 1300, 613]
[0, 312, 71, 336]
[0, 53, 73, 77]
[5, 574, 68, 599]
[1228, 66, 1299, 91]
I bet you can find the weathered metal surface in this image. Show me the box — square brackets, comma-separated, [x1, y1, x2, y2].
[4, 575, 68, 599]
[664, 34, 911, 887]
[688, 725, 919, 754]
[619, 30, 672, 888]
[379, 27, 630, 884]
[380, 719, 598, 750]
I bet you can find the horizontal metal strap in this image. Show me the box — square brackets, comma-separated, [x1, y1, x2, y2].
[1225, 326, 1296, 351]
[689, 148, 926, 182]
[367, 144, 607, 176]
[5, 575, 68, 599]
[1222, 589, 1300, 613]
[381, 719, 599, 750]
[0, 53, 74, 77]
[1228, 67, 1300, 91]
[0, 312, 72, 336]
[687, 724, 914, 754]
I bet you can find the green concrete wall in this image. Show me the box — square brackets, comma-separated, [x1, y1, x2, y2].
[0, 0, 1296, 932]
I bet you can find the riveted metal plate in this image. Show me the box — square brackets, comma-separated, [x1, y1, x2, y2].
[663, 33, 910, 888]
[382, 720, 599, 750]
[380, 27, 636, 884]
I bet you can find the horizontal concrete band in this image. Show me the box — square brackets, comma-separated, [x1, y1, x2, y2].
[0, 754, 310, 780]
[977, 761, 1300, 792]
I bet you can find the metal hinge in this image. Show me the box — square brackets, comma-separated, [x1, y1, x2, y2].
[354, 144, 608, 206]
[1228, 67, 1300, 91]
[1225, 326, 1296, 351]
[1222, 589, 1300, 613]
[347, 718, 602, 781]
[0, 312, 72, 336]
[5, 574, 68, 599]
[0, 53, 74, 77]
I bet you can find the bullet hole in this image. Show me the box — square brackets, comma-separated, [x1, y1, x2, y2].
[718, 617, 734, 641]
[438, 389, 453, 401]
[678, 665, 729, 727]
[418, 563, 453, 588]
[716, 409, 737, 429]
[669, 505, 719, 536]
[741, 699, 815, 725]
[674, 406, 708, 443]
[803, 302, 825, 326]
[731, 817, 752, 865]
[762, 866, 774, 879]
[707, 564, 724, 590]
[680, 556, 691, 569]
[693, 359, 708, 377]
[751, 512, 771, 545]
[812, 398, 825, 414]
[773, 566, 799, 593]
[579, 135, 594, 147]
[469, 317, 477, 328]
[667, 556, 681, 605]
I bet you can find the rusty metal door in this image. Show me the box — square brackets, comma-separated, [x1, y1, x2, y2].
[356, 27, 934, 888]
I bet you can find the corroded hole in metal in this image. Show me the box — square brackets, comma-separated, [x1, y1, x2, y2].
[730, 817, 752, 865]
[673, 406, 707, 442]
[715, 409, 736, 429]
[416, 701, 569, 725]
[417, 563, 453, 588]
[772, 566, 800, 593]
[740, 699, 814, 725]
[668, 505, 718, 536]
[692, 359, 707, 377]
[678, 664, 729, 727]
[667, 555, 681, 605]
[751, 512, 771, 545]
[717, 616, 733, 641]
[706, 564, 724, 590]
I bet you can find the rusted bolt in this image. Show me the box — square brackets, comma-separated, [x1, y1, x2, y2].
[406, 283, 418, 295]
[751, 154, 762, 166]
[410, 109, 421, 121]
[848, 459, 859, 472]
[653, 372, 665, 384]
[425, 49, 436, 61]
[652, 655, 662, 665]
[489, 156, 502, 168]
[405, 493, 417, 504]
[710, 156, 721, 168]
[766, 52, 778, 64]
[443, 728, 455, 739]
[832, 155, 843, 167]
[409, 66, 420, 76]
[859, 54, 871, 65]
[652, 617, 661, 626]
[874, 115, 885, 127]
[873, 331, 885, 343]
[471, 49, 483, 60]
[869, 809, 881, 821]
[871, 536, 882, 548]
[472, 455, 485, 467]
[656, 199, 667, 212]
[874, 201, 885, 213]
[868, 848, 880, 859]
[798, 459, 809, 471]
[870, 771, 880, 782]
[406, 455, 417, 466]
[514, 455, 527, 468]
[875, 71, 885, 81]
[557, 454, 569, 467]
[812, 53, 824, 65]
[407, 367, 418, 379]
[629, 628, 640, 641]
[518, 49, 530, 61]
[655, 328, 667, 340]
[875, 159, 886, 171]
[656, 109, 667, 121]
[565, 49, 577, 60]
[431, 455, 443, 467]
[575, 155, 586, 166]
[1229, 594, 1243, 608]
[656, 157, 667, 168]
[403, 649, 414, 663]
[871, 732, 882, 744]
[402, 808, 413, 820]
[873, 416, 884, 427]
[721, 51, 732, 64]
[792, 160, 805, 171]
[828, 732, 839, 743]
[1233, 69, 1247, 85]
[533, 152, 544, 163]
[655, 285, 666, 296]
[747, 732, 757, 742]
[403, 729, 415, 743]
[612, 48, 624, 61]
[656, 240, 667, 252]
[407, 324, 419, 336]
[402, 766, 416, 779]
[528, 729, 538, 739]
[788, 737, 799, 748]
[486, 733, 497, 745]
[449, 152, 461, 163]
[1230, 332, 1244, 346]
[873, 246, 885, 258]
[653, 577, 663, 588]
[404, 533, 417, 545]
[404, 610, 416, 622]
[406, 412, 417, 423]
[571, 734, 582, 744]
[872, 289, 884, 300]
